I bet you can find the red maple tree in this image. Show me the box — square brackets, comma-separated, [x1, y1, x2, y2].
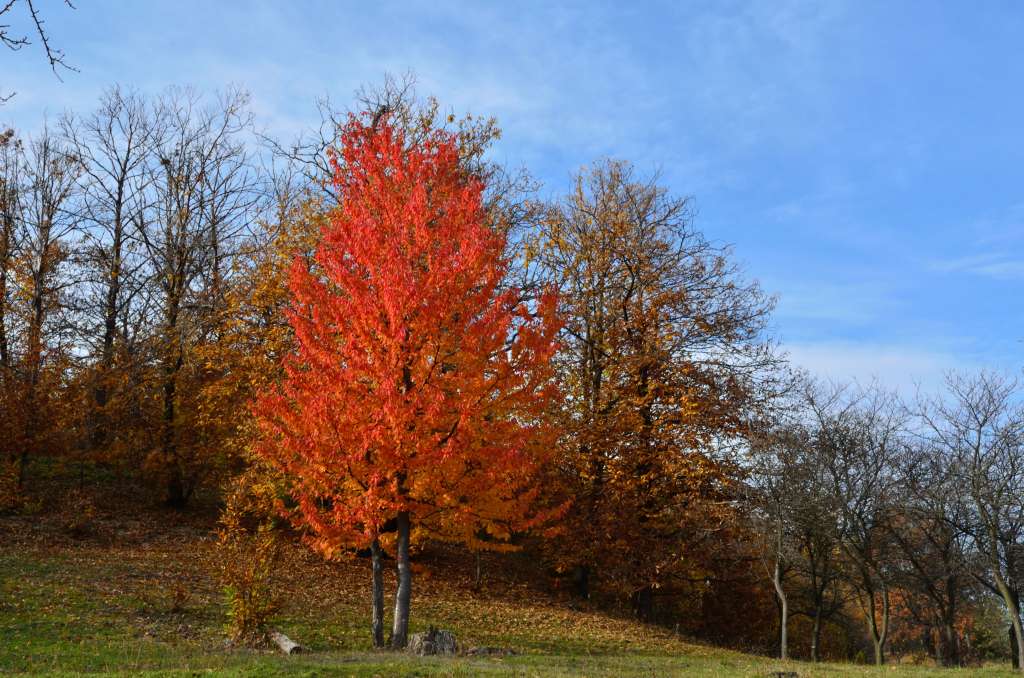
[254, 112, 560, 648]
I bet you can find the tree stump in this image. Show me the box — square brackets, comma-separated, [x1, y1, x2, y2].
[269, 629, 302, 655]
[408, 626, 457, 656]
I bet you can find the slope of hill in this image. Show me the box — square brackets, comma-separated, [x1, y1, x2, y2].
[0, 507, 1016, 677]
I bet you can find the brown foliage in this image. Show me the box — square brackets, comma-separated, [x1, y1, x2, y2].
[529, 160, 778, 614]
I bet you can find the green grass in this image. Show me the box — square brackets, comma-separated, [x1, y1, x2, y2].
[0, 515, 1019, 677]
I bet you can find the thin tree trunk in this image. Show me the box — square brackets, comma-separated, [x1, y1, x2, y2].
[811, 607, 822, 663]
[18, 261, 46, 489]
[92, 221, 122, 452]
[162, 322, 186, 508]
[0, 245, 9, 371]
[877, 585, 889, 665]
[633, 585, 654, 622]
[771, 546, 788, 661]
[942, 575, 960, 667]
[1011, 624, 1021, 670]
[19, 311, 43, 489]
[391, 511, 411, 650]
[0, 211, 9, 372]
[370, 537, 384, 648]
[163, 357, 183, 508]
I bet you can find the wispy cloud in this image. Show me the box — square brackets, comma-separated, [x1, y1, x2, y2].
[769, 279, 897, 326]
[679, 0, 849, 149]
[784, 340, 977, 395]
[930, 253, 1024, 281]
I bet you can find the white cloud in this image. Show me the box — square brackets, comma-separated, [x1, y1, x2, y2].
[784, 340, 978, 395]
[930, 253, 1024, 281]
[770, 279, 895, 326]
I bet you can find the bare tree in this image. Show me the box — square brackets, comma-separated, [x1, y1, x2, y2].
[3, 127, 81, 485]
[1, 0, 76, 102]
[806, 381, 904, 665]
[61, 86, 155, 454]
[136, 87, 258, 507]
[789, 450, 845, 663]
[750, 425, 798, 660]
[919, 372, 1024, 672]
[0, 128, 23, 373]
[0, 128, 25, 479]
[751, 391, 845, 663]
[891, 439, 974, 666]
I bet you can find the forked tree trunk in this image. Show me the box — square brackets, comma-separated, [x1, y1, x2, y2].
[391, 511, 412, 650]
[864, 583, 889, 665]
[371, 537, 385, 648]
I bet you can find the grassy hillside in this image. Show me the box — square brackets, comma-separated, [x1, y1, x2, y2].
[0, 508, 1016, 677]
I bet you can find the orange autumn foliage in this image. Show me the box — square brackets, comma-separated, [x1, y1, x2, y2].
[254, 113, 562, 555]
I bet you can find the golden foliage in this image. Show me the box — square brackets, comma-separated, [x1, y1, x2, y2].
[217, 466, 285, 644]
[530, 160, 776, 607]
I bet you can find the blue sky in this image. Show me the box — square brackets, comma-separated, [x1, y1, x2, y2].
[4, 0, 1023, 392]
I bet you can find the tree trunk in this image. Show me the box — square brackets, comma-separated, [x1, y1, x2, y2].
[771, 552, 788, 661]
[878, 586, 890, 665]
[572, 565, 590, 600]
[940, 576, 960, 667]
[391, 511, 412, 650]
[1010, 614, 1024, 671]
[371, 538, 385, 648]
[162, 342, 186, 508]
[864, 584, 889, 666]
[165, 474, 186, 509]
[0, 231, 9, 371]
[993, 569, 1024, 671]
[633, 585, 654, 623]
[92, 219, 122, 452]
[940, 620, 959, 667]
[1011, 624, 1020, 670]
[811, 607, 822, 663]
[19, 278, 45, 489]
